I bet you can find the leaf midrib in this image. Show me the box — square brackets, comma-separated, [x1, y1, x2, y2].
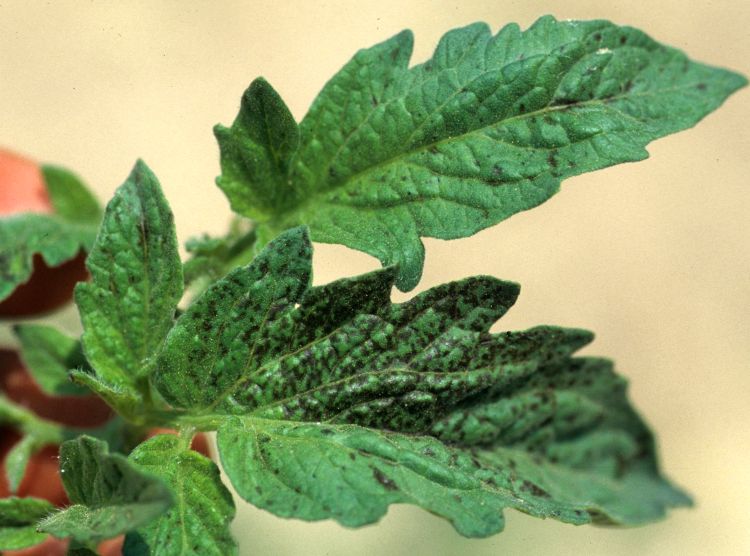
[283, 81, 704, 224]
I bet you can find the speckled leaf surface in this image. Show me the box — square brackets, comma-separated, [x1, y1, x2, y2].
[153, 229, 689, 536]
[123, 434, 237, 556]
[14, 324, 90, 396]
[76, 160, 183, 392]
[216, 16, 746, 290]
[153, 227, 312, 409]
[38, 436, 173, 544]
[0, 497, 55, 550]
[0, 214, 96, 302]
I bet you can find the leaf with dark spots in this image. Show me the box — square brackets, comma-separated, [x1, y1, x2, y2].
[155, 230, 691, 536]
[76, 160, 183, 394]
[215, 16, 746, 290]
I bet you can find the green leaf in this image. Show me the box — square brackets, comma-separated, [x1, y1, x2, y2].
[123, 434, 237, 556]
[68, 370, 143, 420]
[38, 436, 173, 544]
[216, 16, 747, 290]
[153, 230, 688, 535]
[14, 324, 90, 396]
[76, 160, 183, 393]
[0, 497, 55, 550]
[4, 435, 42, 492]
[0, 394, 65, 493]
[153, 227, 312, 409]
[215, 77, 300, 219]
[0, 213, 96, 302]
[183, 217, 257, 288]
[41, 165, 102, 224]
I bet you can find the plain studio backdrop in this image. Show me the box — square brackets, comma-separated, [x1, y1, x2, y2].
[1, 2, 748, 555]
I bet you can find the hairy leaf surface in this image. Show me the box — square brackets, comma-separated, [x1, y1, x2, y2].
[76, 160, 183, 392]
[216, 16, 746, 289]
[0, 497, 55, 550]
[38, 436, 173, 544]
[124, 434, 237, 556]
[153, 229, 689, 536]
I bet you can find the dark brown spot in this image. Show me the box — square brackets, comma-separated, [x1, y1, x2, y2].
[372, 467, 398, 491]
[522, 480, 550, 498]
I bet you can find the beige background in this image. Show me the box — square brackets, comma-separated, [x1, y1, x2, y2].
[1, 1, 748, 555]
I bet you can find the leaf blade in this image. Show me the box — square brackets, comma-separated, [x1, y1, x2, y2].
[153, 235, 689, 536]
[153, 226, 311, 409]
[76, 160, 183, 390]
[14, 324, 90, 396]
[38, 436, 173, 544]
[40, 165, 102, 224]
[217, 17, 747, 290]
[0, 497, 55, 551]
[0, 214, 95, 302]
[215, 78, 300, 219]
[125, 434, 237, 556]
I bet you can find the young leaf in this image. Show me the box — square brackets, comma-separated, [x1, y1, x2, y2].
[216, 16, 747, 290]
[124, 434, 237, 556]
[153, 230, 689, 535]
[14, 324, 90, 396]
[38, 436, 173, 544]
[0, 497, 55, 551]
[41, 165, 102, 224]
[215, 77, 300, 219]
[76, 160, 183, 392]
[183, 217, 257, 287]
[0, 214, 96, 302]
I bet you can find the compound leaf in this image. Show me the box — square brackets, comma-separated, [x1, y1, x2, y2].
[38, 436, 173, 544]
[217, 16, 746, 290]
[124, 434, 237, 556]
[76, 160, 183, 392]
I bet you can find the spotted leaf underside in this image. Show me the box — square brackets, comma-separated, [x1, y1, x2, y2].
[215, 15, 746, 290]
[152, 228, 690, 537]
